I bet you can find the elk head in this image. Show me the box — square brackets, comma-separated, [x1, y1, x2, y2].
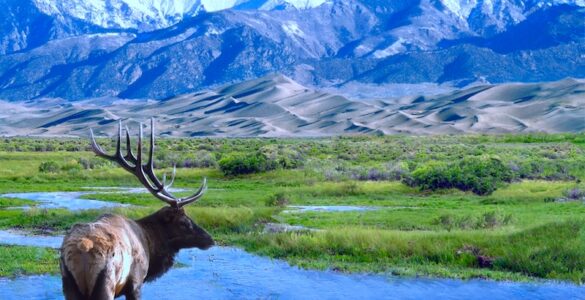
[90, 119, 214, 251]
[143, 206, 214, 250]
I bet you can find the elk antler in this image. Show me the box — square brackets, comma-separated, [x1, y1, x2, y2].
[90, 118, 207, 208]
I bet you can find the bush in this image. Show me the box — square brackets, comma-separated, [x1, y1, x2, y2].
[456, 156, 513, 195]
[78, 157, 112, 170]
[408, 161, 454, 191]
[407, 156, 512, 195]
[340, 181, 362, 195]
[259, 145, 305, 170]
[564, 187, 585, 200]
[435, 211, 513, 230]
[265, 192, 290, 207]
[180, 150, 217, 168]
[219, 146, 304, 176]
[219, 153, 267, 176]
[60, 159, 82, 172]
[347, 167, 391, 181]
[386, 161, 410, 180]
[38, 161, 60, 173]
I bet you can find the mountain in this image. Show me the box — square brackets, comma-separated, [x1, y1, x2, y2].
[31, 0, 202, 31]
[0, 0, 329, 55]
[0, 0, 583, 101]
[1, 75, 583, 136]
[28, 0, 330, 31]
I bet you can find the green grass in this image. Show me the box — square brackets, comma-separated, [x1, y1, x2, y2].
[0, 135, 584, 283]
[229, 220, 585, 283]
[0, 245, 59, 277]
[0, 197, 35, 208]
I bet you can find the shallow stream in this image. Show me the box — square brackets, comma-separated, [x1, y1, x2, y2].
[0, 192, 583, 299]
[0, 231, 583, 300]
[1, 192, 126, 211]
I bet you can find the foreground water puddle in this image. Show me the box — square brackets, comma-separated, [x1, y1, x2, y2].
[284, 205, 380, 213]
[1, 192, 127, 211]
[0, 230, 584, 299]
[0, 230, 62, 248]
[263, 223, 319, 233]
[1, 187, 208, 211]
[80, 186, 188, 193]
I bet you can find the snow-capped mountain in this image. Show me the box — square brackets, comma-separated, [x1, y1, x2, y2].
[0, 0, 582, 100]
[32, 0, 202, 30]
[30, 0, 330, 31]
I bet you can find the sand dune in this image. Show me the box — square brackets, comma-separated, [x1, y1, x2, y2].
[0, 75, 583, 137]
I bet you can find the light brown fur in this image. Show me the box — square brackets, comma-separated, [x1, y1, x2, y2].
[61, 214, 148, 299]
[78, 238, 94, 252]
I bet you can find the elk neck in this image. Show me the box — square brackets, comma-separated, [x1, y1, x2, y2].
[136, 214, 181, 282]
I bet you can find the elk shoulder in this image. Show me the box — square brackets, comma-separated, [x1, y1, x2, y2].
[61, 214, 149, 297]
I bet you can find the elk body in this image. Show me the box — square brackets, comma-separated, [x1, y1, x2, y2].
[60, 120, 214, 300]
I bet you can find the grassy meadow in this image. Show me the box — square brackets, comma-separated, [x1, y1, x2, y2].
[0, 134, 584, 283]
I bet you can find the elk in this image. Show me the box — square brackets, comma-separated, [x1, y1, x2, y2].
[60, 119, 214, 300]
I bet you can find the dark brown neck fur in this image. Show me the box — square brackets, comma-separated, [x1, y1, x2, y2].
[137, 215, 181, 282]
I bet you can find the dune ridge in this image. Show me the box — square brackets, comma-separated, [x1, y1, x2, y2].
[0, 75, 583, 137]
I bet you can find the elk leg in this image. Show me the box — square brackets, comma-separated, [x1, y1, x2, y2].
[60, 258, 84, 300]
[89, 268, 115, 300]
[122, 280, 142, 300]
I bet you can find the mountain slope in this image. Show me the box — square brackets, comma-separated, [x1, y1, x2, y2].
[0, 75, 583, 136]
[0, 0, 583, 100]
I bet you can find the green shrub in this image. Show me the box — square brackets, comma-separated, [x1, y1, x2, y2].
[38, 161, 60, 173]
[259, 145, 305, 170]
[340, 181, 362, 195]
[265, 192, 290, 207]
[179, 150, 218, 168]
[437, 214, 455, 231]
[78, 157, 112, 170]
[408, 161, 454, 191]
[407, 156, 512, 195]
[455, 156, 513, 195]
[219, 146, 304, 176]
[435, 211, 513, 230]
[219, 153, 267, 176]
[60, 159, 82, 172]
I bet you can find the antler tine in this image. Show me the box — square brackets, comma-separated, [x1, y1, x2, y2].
[134, 122, 179, 207]
[177, 177, 208, 208]
[89, 128, 109, 157]
[147, 118, 155, 170]
[137, 123, 143, 166]
[135, 123, 157, 191]
[141, 119, 175, 200]
[163, 166, 176, 190]
[114, 120, 123, 159]
[143, 119, 167, 190]
[124, 125, 137, 165]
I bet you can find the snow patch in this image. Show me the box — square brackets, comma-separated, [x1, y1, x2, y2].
[282, 21, 305, 38]
[32, 0, 202, 30]
[258, 0, 329, 10]
[372, 38, 407, 59]
[354, 45, 372, 57]
[200, 0, 240, 12]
